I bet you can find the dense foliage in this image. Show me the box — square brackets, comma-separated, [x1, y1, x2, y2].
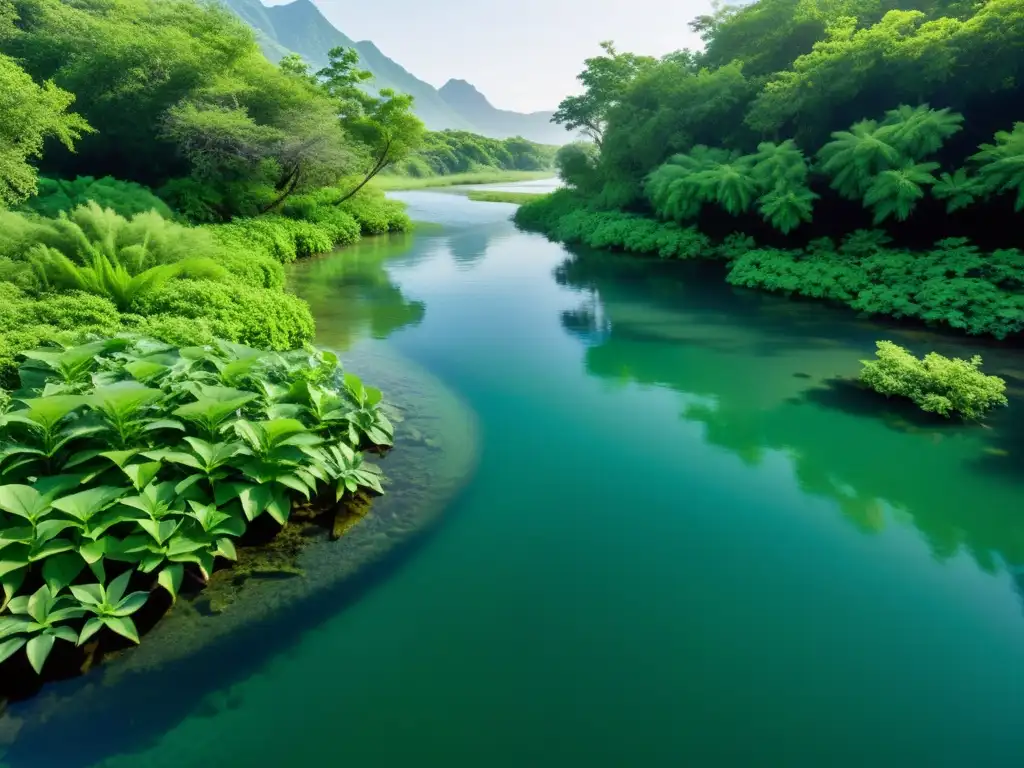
[525, 0, 1024, 336]
[859, 341, 1008, 419]
[0, 337, 391, 674]
[390, 131, 556, 178]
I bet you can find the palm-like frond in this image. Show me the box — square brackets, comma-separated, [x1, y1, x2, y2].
[750, 140, 809, 191]
[877, 104, 964, 160]
[863, 161, 939, 223]
[972, 122, 1024, 211]
[757, 184, 818, 234]
[817, 119, 902, 200]
[931, 168, 982, 213]
[692, 157, 758, 215]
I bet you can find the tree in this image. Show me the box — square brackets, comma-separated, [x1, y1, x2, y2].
[552, 41, 658, 147]
[0, 52, 91, 205]
[317, 47, 425, 204]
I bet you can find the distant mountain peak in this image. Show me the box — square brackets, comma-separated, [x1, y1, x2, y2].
[222, 0, 566, 143]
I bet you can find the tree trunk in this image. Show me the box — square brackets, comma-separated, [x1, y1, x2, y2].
[333, 141, 392, 205]
[260, 168, 302, 214]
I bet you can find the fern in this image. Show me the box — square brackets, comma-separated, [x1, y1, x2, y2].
[863, 162, 939, 223]
[692, 156, 758, 215]
[972, 122, 1024, 211]
[931, 169, 981, 213]
[750, 140, 809, 190]
[817, 119, 902, 200]
[757, 184, 818, 234]
[877, 104, 964, 161]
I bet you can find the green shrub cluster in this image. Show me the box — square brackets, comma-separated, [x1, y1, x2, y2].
[859, 341, 1008, 420]
[515, 194, 1024, 338]
[0, 337, 392, 675]
[391, 131, 556, 177]
[22, 176, 174, 220]
[727, 236, 1024, 338]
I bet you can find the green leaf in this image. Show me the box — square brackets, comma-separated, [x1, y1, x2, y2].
[70, 583, 105, 607]
[35, 518, 79, 542]
[0, 637, 27, 665]
[142, 419, 186, 433]
[106, 570, 133, 605]
[101, 615, 140, 644]
[215, 538, 237, 561]
[77, 617, 104, 646]
[50, 486, 126, 523]
[26, 633, 55, 674]
[43, 552, 85, 593]
[0, 485, 50, 521]
[100, 449, 140, 468]
[122, 462, 162, 492]
[157, 564, 183, 602]
[266, 485, 291, 525]
[1, 568, 26, 610]
[112, 590, 148, 617]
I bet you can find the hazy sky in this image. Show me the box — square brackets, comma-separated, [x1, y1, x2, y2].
[266, 0, 713, 113]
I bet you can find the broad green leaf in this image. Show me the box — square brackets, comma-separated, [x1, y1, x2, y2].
[26, 585, 55, 624]
[51, 486, 126, 522]
[77, 617, 104, 646]
[112, 590, 148, 617]
[266, 485, 291, 525]
[100, 449, 140, 468]
[28, 538, 75, 561]
[0, 616, 32, 640]
[62, 448, 105, 470]
[89, 383, 161, 418]
[0, 485, 49, 521]
[143, 419, 186, 433]
[43, 553, 85, 593]
[106, 570, 132, 605]
[215, 538, 237, 561]
[35, 518, 79, 542]
[122, 462, 162, 491]
[0, 526, 33, 550]
[13, 396, 87, 429]
[124, 360, 169, 382]
[157, 564, 183, 602]
[101, 615, 140, 644]
[35, 473, 91, 500]
[26, 633, 56, 674]
[137, 518, 179, 545]
[1, 568, 25, 610]
[70, 583, 105, 607]
[0, 637, 26, 664]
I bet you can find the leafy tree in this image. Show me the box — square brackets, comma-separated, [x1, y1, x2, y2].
[972, 122, 1024, 211]
[0, 52, 90, 205]
[552, 41, 658, 147]
[317, 47, 425, 203]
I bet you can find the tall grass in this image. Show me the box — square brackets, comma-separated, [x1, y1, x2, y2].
[373, 170, 556, 191]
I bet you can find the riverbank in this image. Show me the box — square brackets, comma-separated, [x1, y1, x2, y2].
[466, 190, 550, 204]
[0, 341, 479, 763]
[373, 170, 555, 191]
[514, 190, 1024, 340]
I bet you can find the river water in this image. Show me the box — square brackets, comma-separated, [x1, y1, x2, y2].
[17, 182, 1024, 766]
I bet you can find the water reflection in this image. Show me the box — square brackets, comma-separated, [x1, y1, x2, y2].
[287, 233, 427, 350]
[555, 248, 1024, 575]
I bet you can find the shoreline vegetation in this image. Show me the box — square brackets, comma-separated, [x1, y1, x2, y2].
[514, 0, 1024, 344]
[465, 190, 552, 204]
[0, 0, 551, 691]
[375, 170, 555, 191]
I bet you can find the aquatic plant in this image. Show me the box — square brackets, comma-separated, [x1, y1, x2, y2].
[0, 335, 393, 675]
[859, 341, 1008, 420]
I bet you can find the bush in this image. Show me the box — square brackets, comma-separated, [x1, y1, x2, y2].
[135, 279, 314, 350]
[0, 336, 392, 676]
[859, 341, 1008, 420]
[23, 176, 174, 219]
[727, 235, 1024, 338]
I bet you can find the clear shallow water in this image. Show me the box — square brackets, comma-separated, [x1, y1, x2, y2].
[19, 186, 1024, 766]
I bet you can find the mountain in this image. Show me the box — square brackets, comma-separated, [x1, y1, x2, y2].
[438, 79, 570, 146]
[220, 0, 564, 143]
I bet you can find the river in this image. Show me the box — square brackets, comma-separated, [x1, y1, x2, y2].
[11, 181, 1024, 766]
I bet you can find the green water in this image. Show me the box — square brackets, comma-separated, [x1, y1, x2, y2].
[12, 186, 1024, 766]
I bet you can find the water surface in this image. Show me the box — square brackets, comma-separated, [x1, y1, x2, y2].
[21, 183, 1024, 766]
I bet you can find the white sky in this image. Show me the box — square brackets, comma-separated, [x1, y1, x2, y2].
[266, 0, 713, 112]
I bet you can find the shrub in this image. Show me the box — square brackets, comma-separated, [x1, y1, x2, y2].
[859, 341, 1008, 420]
[23, 176, 174, 219]
[136, 279, 314, 350]
[0, 336, 393, 675]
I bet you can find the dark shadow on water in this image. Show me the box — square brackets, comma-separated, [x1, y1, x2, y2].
[798, 377, 971, 435]
[1, 488, 471, 768]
